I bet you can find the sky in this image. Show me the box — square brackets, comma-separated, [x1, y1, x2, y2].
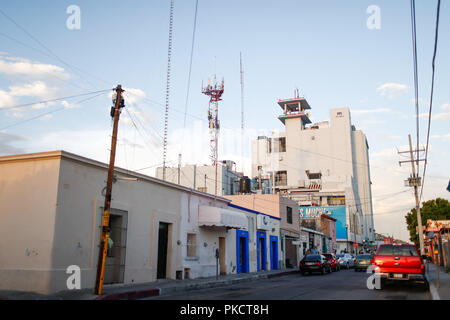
[0, 0, 449, 242]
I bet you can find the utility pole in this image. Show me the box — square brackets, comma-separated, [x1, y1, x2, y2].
[94, 85, 125, 295]
[398, 134, 426, 254]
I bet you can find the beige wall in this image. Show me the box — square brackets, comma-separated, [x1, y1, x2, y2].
[224, 194, 299, 235]
[0, 151, 230, 294]
[0, 154, 61, 293]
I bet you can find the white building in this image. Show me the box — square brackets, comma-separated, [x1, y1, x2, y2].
[251, 96, 375, 253]
[0, 150, 259, 295]
[156, 160, 241, 196]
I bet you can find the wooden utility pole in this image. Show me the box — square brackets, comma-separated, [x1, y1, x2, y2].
[94, 85, 125, 295]
[398, 134, 426, 255]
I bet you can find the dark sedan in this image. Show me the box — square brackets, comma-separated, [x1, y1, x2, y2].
[354, 254, 374, 272]
[299, 254, 332, 275]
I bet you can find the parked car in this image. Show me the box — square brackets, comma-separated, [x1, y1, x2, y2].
[336, 253, 355, 269]
[323, 253, 340, 271]
[354, 254, 373, 272]
[299, 254, 332, 275]
[372, 244, 427, 289]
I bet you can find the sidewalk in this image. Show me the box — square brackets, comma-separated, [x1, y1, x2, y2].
[424, 262, 450, 300]
[0, 268, 299, 300]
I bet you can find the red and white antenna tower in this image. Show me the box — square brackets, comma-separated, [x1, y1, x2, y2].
[202, 76, 224, 166]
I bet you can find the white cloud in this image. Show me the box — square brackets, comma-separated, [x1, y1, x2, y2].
[0, 55, 69, 80]
[9, 81, 58, 100]
[0, 131, 27, 155]
[39, 114, 53, 121]
[0, 89, 17, 108]
[441, 103, 450, 111]
[0, 81, 60, 110]
[351, 108, 391, 115]
[376, 83, 408, 98]
[108, 87, 147, 106]
[414, 112, 429, 118]
[61, 100, 76, 109]
[434, 112, 450, 120]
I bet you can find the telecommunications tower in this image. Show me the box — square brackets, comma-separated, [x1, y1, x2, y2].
[202, 76, 224, 166]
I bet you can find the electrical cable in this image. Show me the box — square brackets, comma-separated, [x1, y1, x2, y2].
[0, 89, 113, 110]
[410, 0, 420, 174]
[180, 0, 199, 157]
[0, 91, 107, 131]
[419, 0, 441, 203]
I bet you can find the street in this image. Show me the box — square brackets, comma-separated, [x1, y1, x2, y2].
[147, 269, 431, 300]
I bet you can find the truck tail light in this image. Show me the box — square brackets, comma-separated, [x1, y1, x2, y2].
[317, 262, 321, 266]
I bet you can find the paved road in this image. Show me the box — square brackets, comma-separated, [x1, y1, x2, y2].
[147, 269, 430, 300]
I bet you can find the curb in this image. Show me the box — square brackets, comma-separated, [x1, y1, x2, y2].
[424, 273, 440, 300]
[96, 269, 299, 300]
[95, 288, 160, 300]
[159, 270, 299, 297]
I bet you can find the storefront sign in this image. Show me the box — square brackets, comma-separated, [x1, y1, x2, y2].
[299, 205, 347, 240]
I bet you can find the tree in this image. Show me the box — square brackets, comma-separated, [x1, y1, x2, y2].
[405, 198, 450, 247]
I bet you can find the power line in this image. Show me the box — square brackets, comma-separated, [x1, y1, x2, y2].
[0, 8, 106, 91]
[180, 0, 199, 157]
[0, 89, 113, 111]
[124, 108, 162, 161]
[0, 92, 107, 131]
[420, 0, 441, 202]
[0, 32, 94, 92]
[410, 0, 420, 174]
[127, 91, 409, 175]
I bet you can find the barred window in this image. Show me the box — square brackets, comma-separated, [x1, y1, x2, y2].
[187, 233, 197, 257]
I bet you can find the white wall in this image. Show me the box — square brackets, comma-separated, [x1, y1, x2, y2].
[0, 151, 232, 294]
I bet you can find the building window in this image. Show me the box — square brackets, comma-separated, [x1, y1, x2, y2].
[269, 137, 286, 153]
[274, 171, 287, 186]
[286, 206, 293, 224]
[328, 196, 345, 206]
[187, 233, 197, 257]
[336, 111, 343, 117]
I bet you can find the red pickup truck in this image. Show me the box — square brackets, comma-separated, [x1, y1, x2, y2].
[372, 244, 427, 289]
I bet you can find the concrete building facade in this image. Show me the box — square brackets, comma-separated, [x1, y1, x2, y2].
[0, 151, 253, 294]
[224, 194, 301, 269]
[251, 96, 375, 252]
[156, 160, 241, 196]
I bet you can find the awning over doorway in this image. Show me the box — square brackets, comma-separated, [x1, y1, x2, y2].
[199, 206, 248, 229]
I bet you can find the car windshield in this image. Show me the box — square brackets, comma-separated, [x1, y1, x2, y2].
[305, 255, 321, 261]
[322, 254, 332, 259]
[377, 245, 418, 257]
[357, 255, 372, 260]
[336, 254, 344, 258]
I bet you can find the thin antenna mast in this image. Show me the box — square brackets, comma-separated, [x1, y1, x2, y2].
[162, 0, 174, 180]
[202, 76, 224, 195]
[240, 52, 245, 174]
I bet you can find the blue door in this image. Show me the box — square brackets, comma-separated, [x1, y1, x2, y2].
[236, 230, 249, 273]
[270, 235, 279, 270]
[257, 231, 267, 271]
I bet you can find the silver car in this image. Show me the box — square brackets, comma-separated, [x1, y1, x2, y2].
[336, 253, 355, 269]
